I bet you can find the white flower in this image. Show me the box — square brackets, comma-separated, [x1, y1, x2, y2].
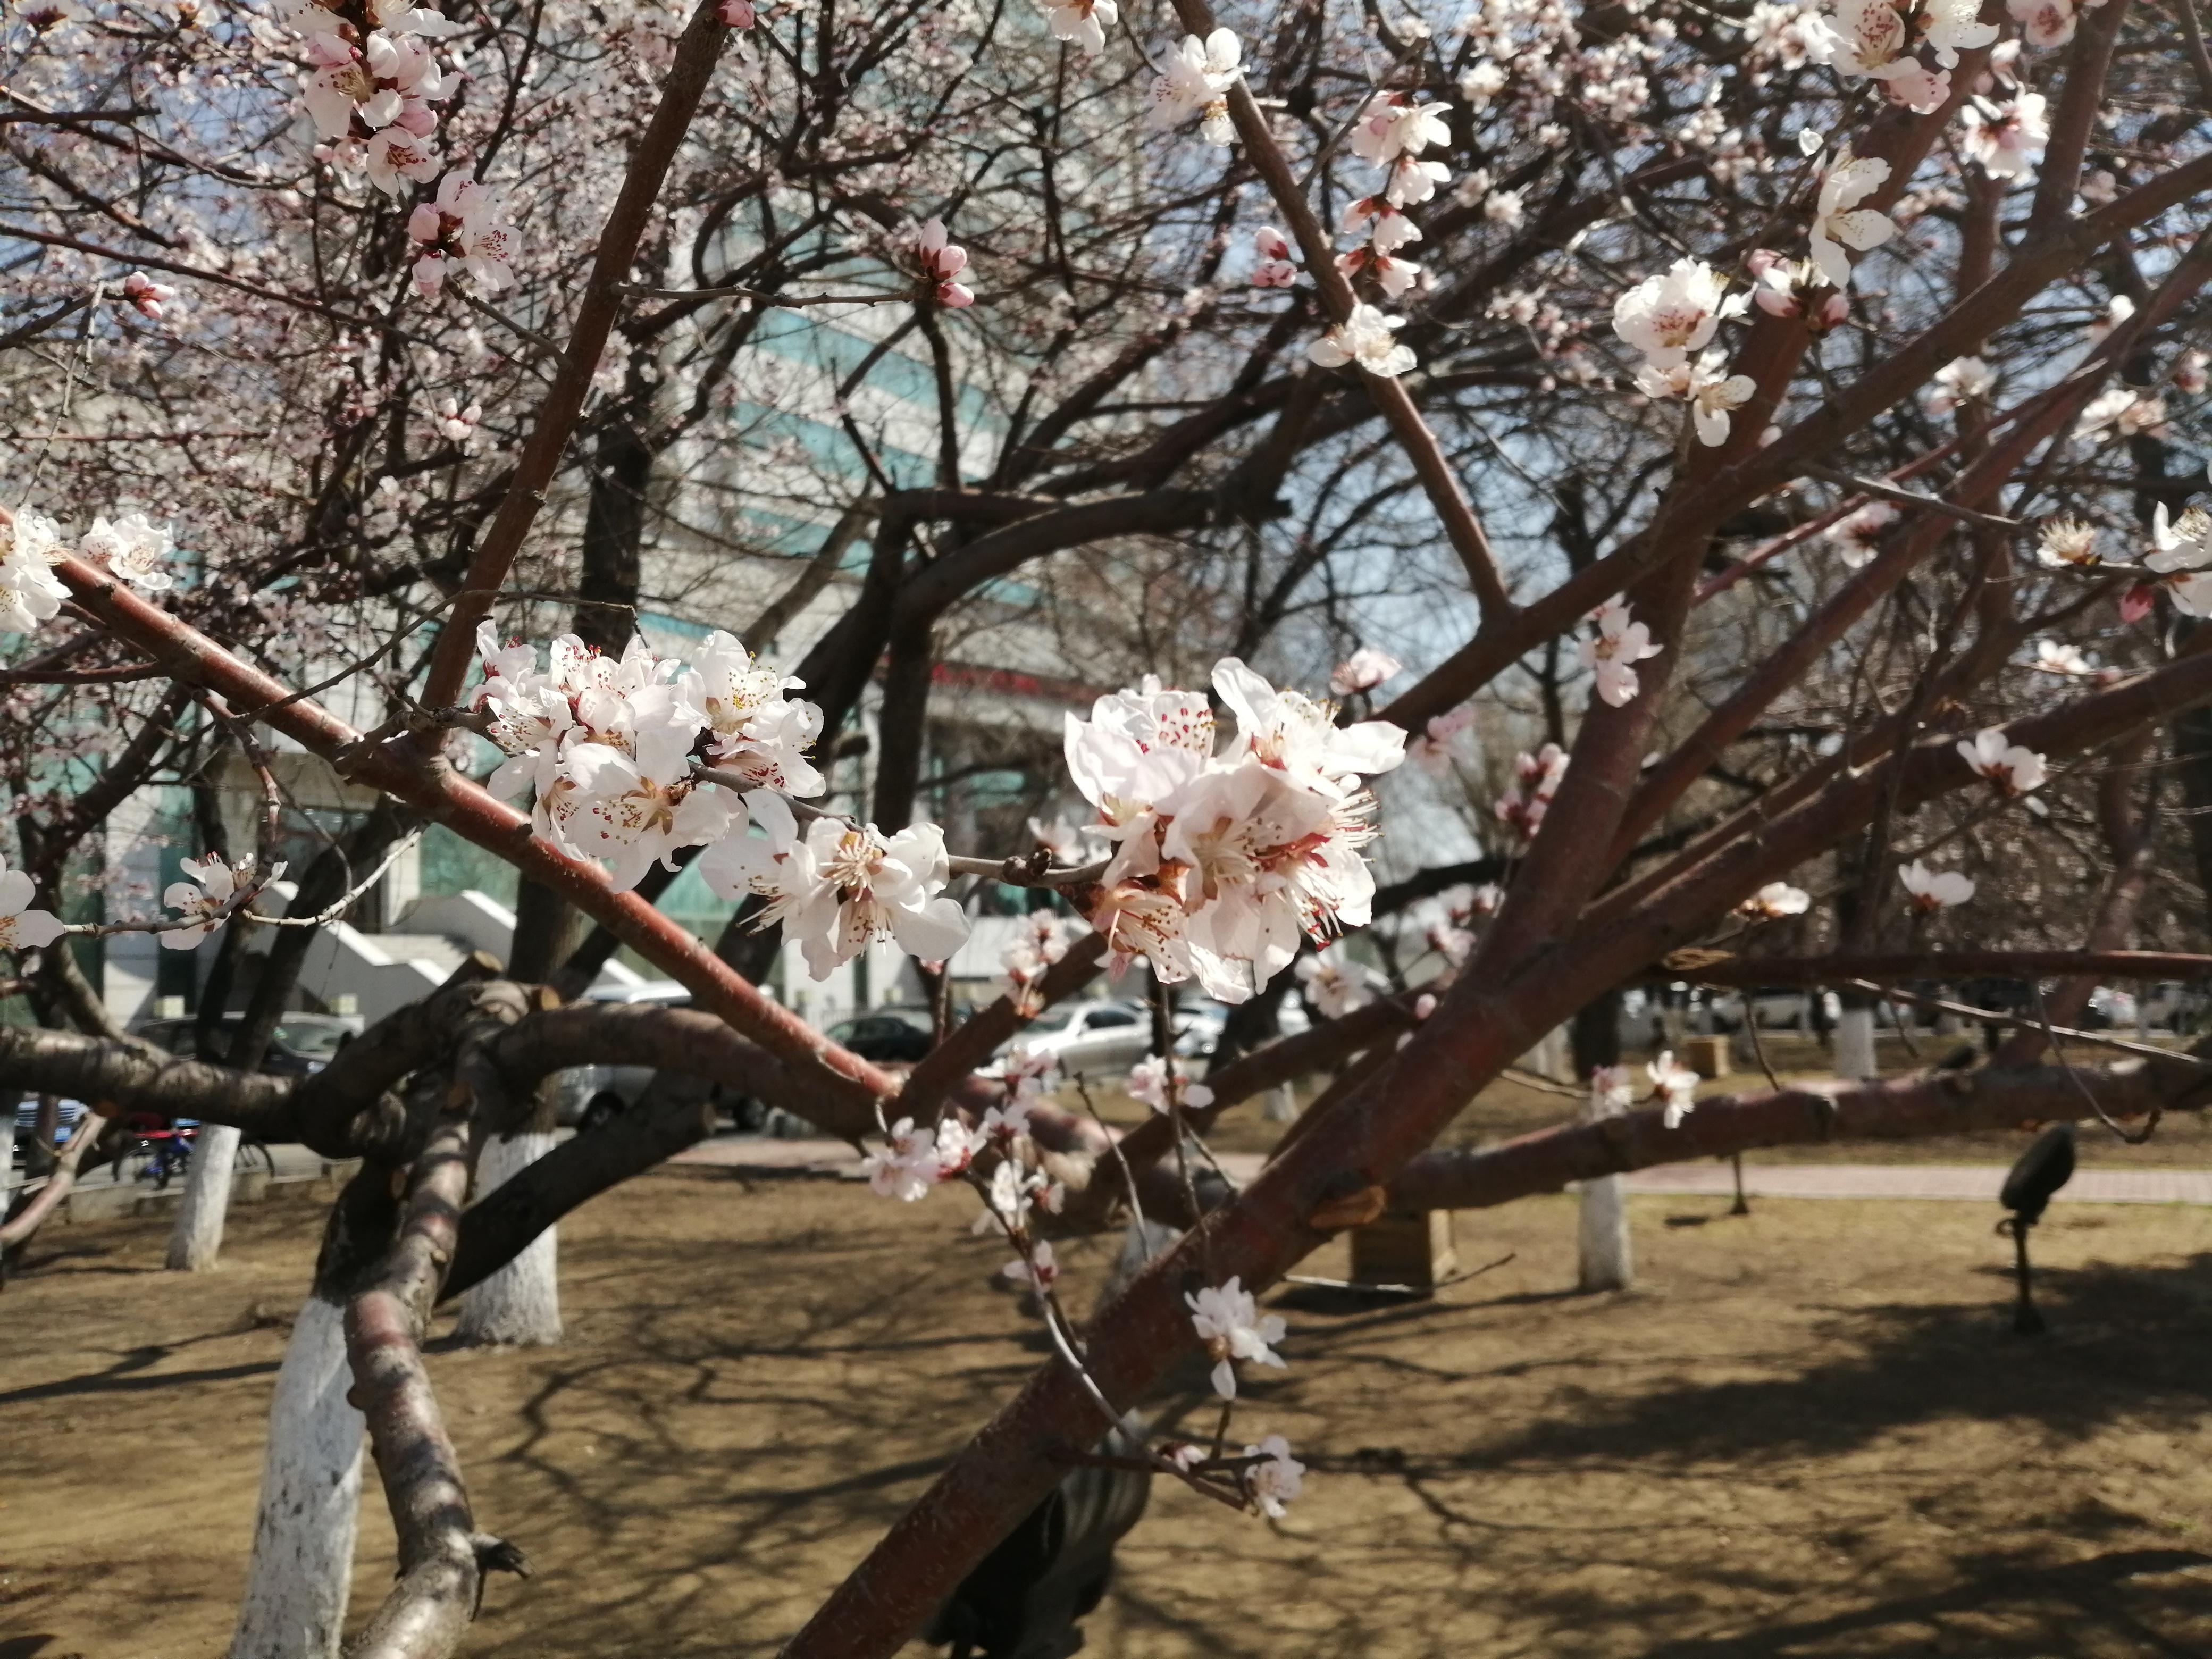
[1409, 705, 1474, 775]
[1295, 949, 1372, 1018]
[1212, 657, 1406, 798]
[2008, 0, 2076, 48]
[1612, 258, 1741, 373]
[2148, 502, 2212, 575]
[1382, 155, 1452, 208]
[120, 272, 178, 319]
[1329, 647, 1403, 697]
[2035, 516, 2101, 568]
[1187, 1277, 1287, 1398]
[562, 741, 736, 891]
[1960, 91, 2048, 178]
[1649, 1051, 1700, 1128]
[1922, 0, 1998, 62]
[1245, 1434, 1305, 1518]
[2079, 387, 2165, 439]
[1250, 225, 1298, 289]
[1824, 500, 1898, 568]
[1347, 93, 1453, 166]
[1808, 145, 1895, 289]
[1309, 304, 1417, 378]
[364, 127, 441, 197]
[1427, 920, 1475, 965]
[1127, 1053, 1214, 1113]
[160, 853, 279, 950]
[699, 789, 811, 930]
[2174, 349, 2209, 395]
[1956, 727, 2048, 794]
[1578, 596, 1664, 707]
[0, 855, 65, 952]
[861, 1117, 944, 1201]
[78, 511, 175, 592]
[1807, 0, 1911, 76]
[1035, 0, 1115, 53]
[1635, 349, 1757, 447]
[1928, 356, 1997, 413]
[1739, 882, 1811, 919]
[2034, 639, 2095, 676]
[1899, 858, 1974, 911]
[1150, 29, 1241, 145]
[1001, 1238, 1059, 1289]
[679, 630, 825, 797]
[2085, 295, 2135, 346]
[1336, 245, 1423, 299]
[0, 536, 69, 634]
[1590, 1063, 1635, 1118]
[1485, 188, 1526, 229]
[783, 818, 970, 981]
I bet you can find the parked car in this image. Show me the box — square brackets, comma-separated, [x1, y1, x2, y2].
[551, 981, 697, 1131]
[984, 999, 1152, 1083]
[1707, 987, 1842, 1033]
[2142, 982, 2205, 1033]
[2086, 986, 2140, 1031]
[1171, 995, 1311, 1065]
[137, 1011, 363, 1078]
[10, 1096, 92, 1176]
[824, 1007, 936, 1065]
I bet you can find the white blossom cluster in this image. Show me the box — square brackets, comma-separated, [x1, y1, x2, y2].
[1, 503, 174, 635]
[1063, 658, 1406, 1004]
[271, 0, 525, 298]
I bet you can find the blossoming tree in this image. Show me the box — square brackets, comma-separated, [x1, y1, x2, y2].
[6, 0, 2212, 1651]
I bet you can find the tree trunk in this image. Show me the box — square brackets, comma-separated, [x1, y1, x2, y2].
[1834, 1006, 1878, 1080]
[1577, 1166, 1633, 1293]
[229, 1296, 365, 1659]
[1572, 990, 1631, 1292]
[167, 1121, 241, 1270]
[454, 1127, 563, 1346]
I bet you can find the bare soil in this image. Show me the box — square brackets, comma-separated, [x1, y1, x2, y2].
[9, 1153, 2212, 1658]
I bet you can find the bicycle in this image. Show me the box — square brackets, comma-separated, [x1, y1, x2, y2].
[111, 1118, 276, 1191]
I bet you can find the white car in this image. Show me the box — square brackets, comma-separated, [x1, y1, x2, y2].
[986, 999, 1153, 1083]
[1172, 995, 1311, 1066]
[552, 981, 700, 1130]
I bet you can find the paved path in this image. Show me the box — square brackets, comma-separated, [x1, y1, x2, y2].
[674, 1138, 2212, 1206]
[1623, 1160, 2212, 1205]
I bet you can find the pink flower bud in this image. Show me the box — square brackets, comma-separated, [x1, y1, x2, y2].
[2121, 583, 2157, 624]
[1815, 291, 1850, 329]
[1753, 286, 1798, 318]
[407, 202, 443, 243]
[937, 281, 975, 308]
[719, 0, 756, 22]
[1745, 248, 1783, 276]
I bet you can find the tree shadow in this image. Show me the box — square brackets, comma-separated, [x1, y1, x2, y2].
[1453, 1252, 2212, 1473]
[1635, 1545, 2212, 1658]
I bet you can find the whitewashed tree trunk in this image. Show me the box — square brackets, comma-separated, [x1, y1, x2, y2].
[1260, 1083, 1298, 1122]
[1835, 1007, 1879, 1081]
[167, 1120, 240, 1271]
[229, 1296, 364, 1659]
[1578, 1086, 1633, 1292]
[1578, 1175, 1633, 1292]
[455, 1129, 562, 1346]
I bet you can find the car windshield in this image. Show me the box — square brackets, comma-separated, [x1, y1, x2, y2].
[1026, 1005, 1079, 1033]
[274, 1020, 351, 1058]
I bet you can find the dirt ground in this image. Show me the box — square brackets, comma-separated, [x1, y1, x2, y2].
[8, 1152, 2212, 1659]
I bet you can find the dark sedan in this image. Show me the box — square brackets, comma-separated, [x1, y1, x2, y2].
[137, 1012, 362, 1078]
